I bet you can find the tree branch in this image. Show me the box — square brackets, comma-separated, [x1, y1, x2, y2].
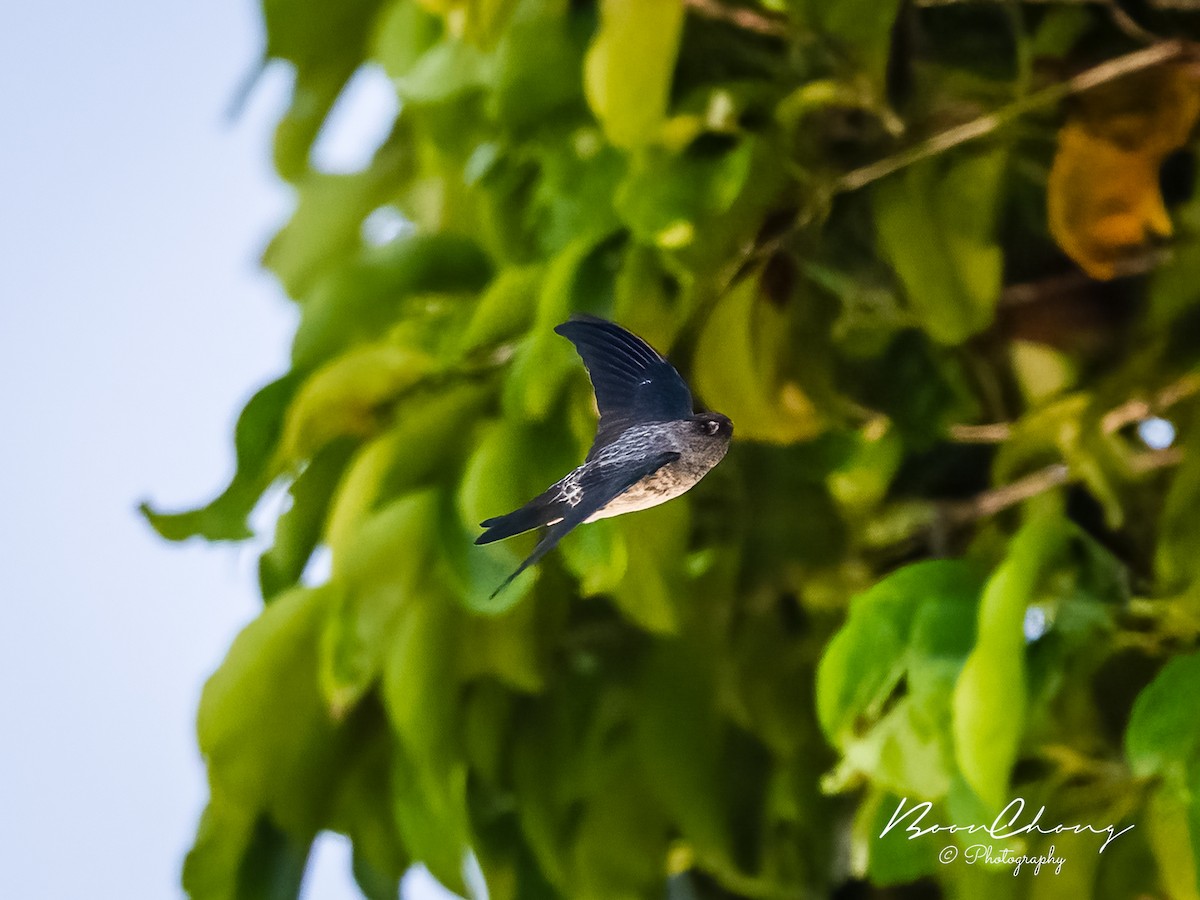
[940, 445, 1182, 528]
[1101, 373, 1200, 434]
[683, 0, 790, 38]
[947, 373, 1200, 444]
[836, 40, 1191, 193]
[944, 463, 1071, 523]
[913, 0, 1162, 44]
[947, 422, 1014, 443]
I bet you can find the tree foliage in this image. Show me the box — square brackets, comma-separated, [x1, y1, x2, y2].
[146, 1, 1200, 897]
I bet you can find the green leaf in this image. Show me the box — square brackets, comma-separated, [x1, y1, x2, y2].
[458, 419, 543, 535]
[263, 142, 415, 299]
[182, 799, 256, 900]
[736, 443, 847, 581]
[692, 274, 822, 443]
[511, 701, 576, 892]
[324, 383, 491, 555]
[611, 243, 680, 345]
[862, 791, 939, 885]
[875, 150, 1006, 345]
[1127, 650, 1200, 786]
[572, 742, 672, 900]
[455, 416, 577, 608]
[817, 559, 981, 745]
[468, 417, 579, 528]
[637, 634, 732, 869]
[954, 510, 1070, 811]
[259, 438, 356, 600]
[584, 0, 685, 148]
[458, 264, 543, 354]
[994, 393, 1126, 530]
[391, 743, 472, 896]
[142, 372, 302, 541]
[262, 0, 381, 65]
[372, 2, 442, 81]
[292, 234, 493, 370]
[609, 501, 689, 634]
[382, 591, 462, 765]
[1030, 7, 1093, 58]
[279, 342, 435, 465]
[182, 801, 311, 900]
[394, 37, 491, 105]
[383, 594, 472, 893]
[615, 139, 755, 249]
[460, 597, 545, 692]
[329, 713, 410, 891]
[1149, 190, 1200, 331]
[1157, 422, 1200, 590]
[797, 0, 905, 84]
[559, 518, 628, 598]
[322, 492, 441, 713]
[819, 560, 981, 801]
[724, 606, 812, 756]
[530, 138, 627, 255]
[490, 8, 587, 130]
[464, 0, 523, 48]
[473, 804, 561, 900]
[1144, 785, 1200, 900]
[1011, 339, 1076, 405]
[352, 853, 403, 900]
[462, 682, 516, 790]
[503, 236, 611, 421]
[440, 488, 537, 614]
[852, 699, 957, 799]
[827, 423, 903, 514]
[1028, 831, 1100, 900]
[198, 585, 348, 835]
[262, 0, 388, 180]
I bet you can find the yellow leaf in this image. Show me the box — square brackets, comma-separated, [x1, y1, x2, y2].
[584, 0, 685, 148]
[1146, 786, 1200, 900]
[1048, 64, 1200, 279]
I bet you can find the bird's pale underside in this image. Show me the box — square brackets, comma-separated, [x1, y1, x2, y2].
[475, 315, 733, 597]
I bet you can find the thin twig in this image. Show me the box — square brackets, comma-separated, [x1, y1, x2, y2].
[1101, 373, 1200, 434]
[683, 0, 790, 38]
[998, 249, 1170, 308]
[1106, 1, 1165, 44]
[942, 446, 1182, 525]
[947, 373, 1200, 444]
[946, 463, 1071, 522]
[1128, 445, 1186, 474]
[947, 422, 1015, 442]
[913, 0, 1162, 43]
[836, 40, 1190, 192]
[915, 0, 1103, 4]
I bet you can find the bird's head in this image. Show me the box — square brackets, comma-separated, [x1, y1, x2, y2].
[691, 412, 733, 442]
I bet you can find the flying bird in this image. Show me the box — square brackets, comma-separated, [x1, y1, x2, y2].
[476, 315, 733, 597]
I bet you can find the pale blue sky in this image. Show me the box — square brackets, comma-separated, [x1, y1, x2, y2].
[1, 3, 457, 898]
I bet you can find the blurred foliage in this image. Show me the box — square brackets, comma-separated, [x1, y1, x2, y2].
[145, 0, 1200, 897]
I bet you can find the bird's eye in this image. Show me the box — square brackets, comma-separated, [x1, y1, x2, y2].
[705, 420, 720, 435]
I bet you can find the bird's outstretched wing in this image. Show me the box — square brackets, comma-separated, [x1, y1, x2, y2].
[554, 316, 693, 453]
[477, 449, 680, 599]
